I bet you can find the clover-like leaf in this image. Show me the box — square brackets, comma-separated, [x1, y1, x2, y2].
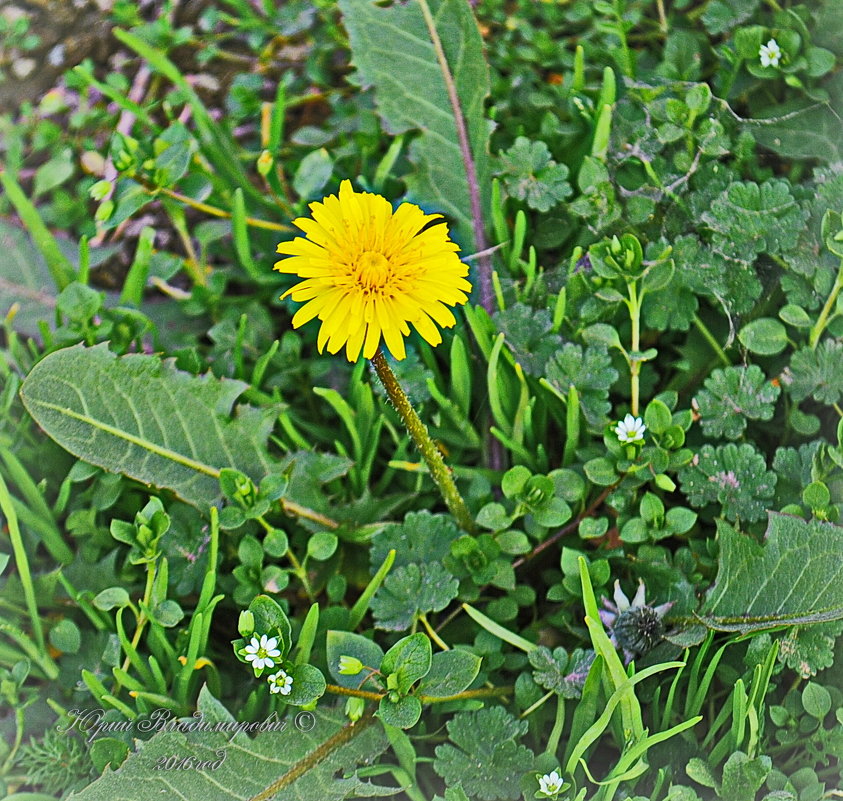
[528, 647, 594, 698]
[494, 304, 563, 377]
[678, 443, 776, 522]
[779, 620, 843, 678]
[544, 343, 618, 426]
[720, 752, 772, 801]
[434, 707, 534, 801]
[371, 563, 459, 631]
[694, 365, 780, 440]
[702, 179, 808, 263]
[370, 511, 460, 570]
[772, 442, 821, 509]
[498, 136, 572, 212]
[783, 342, 843, 406]
[669, 234, 762, 315]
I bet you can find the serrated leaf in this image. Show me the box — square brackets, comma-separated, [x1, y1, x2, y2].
[67, 690, 397, 800]
[779, 620, 843, 678]
[701, 0, 759, 34]
[670, 234, 761, 315]
[371, 563, 459, 631]
[338, 0, 490, 251]
[720, 752, 771, 801]
[702, 179, 808, 263]
[498, 137, 572, 212]
[784, 342, 843, 405]
[544, 343, 618, 426]
[528, 647, 594, 698]
[700, 516, 843, 632]
[772, 442, 821, 509]
[694, 366, 780, 440]
[678, 443, 776, 522]
[370, 511, 460, 570]
[434, 706, 534, 801]
[493, 303, 563, 376]
[20, 344, 276, 510]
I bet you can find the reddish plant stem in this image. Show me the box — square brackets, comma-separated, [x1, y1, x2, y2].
[417, 0, 492, 313]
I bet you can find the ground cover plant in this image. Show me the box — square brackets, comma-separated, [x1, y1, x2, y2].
[0, 0, 842, 798]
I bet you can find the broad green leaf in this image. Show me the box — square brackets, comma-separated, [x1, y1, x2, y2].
[700, 516, 843, 632]
[378, 694, 422, 729]
[746, 98, 843, 164]
[544, 344, 618, 426]
[738, 318, 788, 356]
[0, 221, 116, 336]
[326, 630, 385, 692]
[67, 689, 398, 800]
[417, 649, 482, 698]
[20, 344, 275, 510]
[381, 632, 432, 694]
[338, 0, 490, 251]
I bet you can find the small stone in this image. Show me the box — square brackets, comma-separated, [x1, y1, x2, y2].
[12, 58, 37, 79]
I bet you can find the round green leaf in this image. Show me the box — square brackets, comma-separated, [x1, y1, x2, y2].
[802, 682, 832, 720]
[378, 694, 422, 729]
[307, 531, 338, 561]
[738, 318, 788, 356]
[283, 663, 326, 707]
[779, 304, 812, 329]
[579, 517, 608, 539]
[93, 587, 130, 611]
[501, 465, 531, 498]
[263, 528, 289, 558]
[49, 619, 81, 653]
[666, 507, 698, 534]
[802, 482, 830, 509]
[584, 457, 618, 486]
[151, 600, 184, 628]
[644, 399, 672, 435]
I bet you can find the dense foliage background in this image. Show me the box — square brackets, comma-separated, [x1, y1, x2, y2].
[0, 0, 842, 799]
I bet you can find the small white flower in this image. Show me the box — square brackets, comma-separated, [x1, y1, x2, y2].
[759, 38, 782, 68]
[613, 414, 646, 444]
[243, 634, 281, 670]
[267, 669, 294, 695]
[537, 769, 565, 797]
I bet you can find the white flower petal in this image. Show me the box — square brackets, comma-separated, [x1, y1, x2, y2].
[631, 579, 647, 608]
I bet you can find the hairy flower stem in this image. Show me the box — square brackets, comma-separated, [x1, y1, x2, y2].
[809, 257, 843, 349]
[324, 683, 512, 704]
[371, 350, 476, 533]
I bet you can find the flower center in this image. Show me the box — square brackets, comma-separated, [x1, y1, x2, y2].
[357, 251, 391, 290]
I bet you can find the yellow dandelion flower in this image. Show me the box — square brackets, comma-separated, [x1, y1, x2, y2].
[274, 180, 472, 362]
